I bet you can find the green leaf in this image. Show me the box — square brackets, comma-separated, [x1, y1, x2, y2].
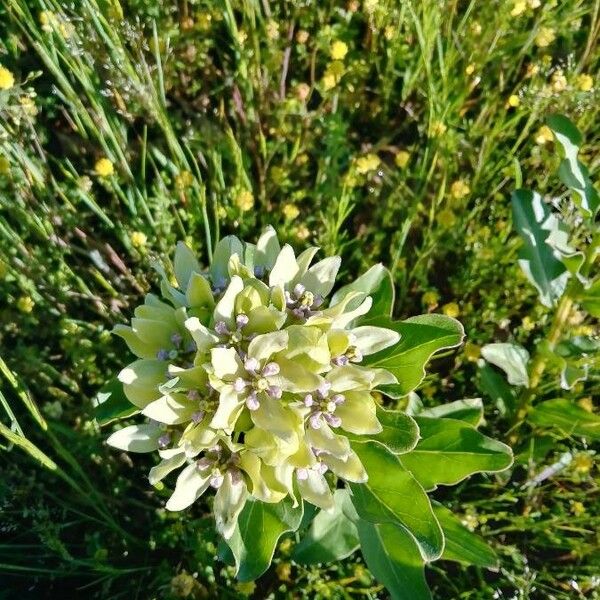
[292, 490, 359, 564]
[432, 503, 498, 569]
[478, 363, 517, 417]
[481, 343, 530, 387]
[331, 264, 395, 319]
[93, 378, 138, 426]
[528, 399, 600, 440]
[419, 398, 484, 427]
[347, 407, 420, 455]
[399, 417, 513, 491]
[546, 114, 600, 218]
[357, 520, 431, 600]
[511, 189, 570, 307]
[580, 278, 600, 317]
[225, 498, 304, 582]
[365, 314, 464, 396]
[350, 442, 444, 561]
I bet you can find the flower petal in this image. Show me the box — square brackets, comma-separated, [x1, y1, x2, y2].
[142, 394, 196, 425]
[269, 245, 299, 288]
[118, 359, 166, 408]
[210, 386, 245, 430]
[297, 470, 334, 510]
[255, 226, 281, 271]
[211, 347, 243, 380]
[213, 275, 244, 326]
[336, 391, 382, 435]
[186, 272, 214, 309]
[323, 450, 368, 483]
[298, 256, 341, 298]
[148, 452, 187, 485]
[185, 317, 220, 354]
[165, 462, 211, 511]
[214, 471, 248, 539]
[248, 330, 288, 362]
[106, 423, 161, 453]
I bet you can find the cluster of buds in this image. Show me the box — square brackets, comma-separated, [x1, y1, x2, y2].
[108, 228, 400, 539]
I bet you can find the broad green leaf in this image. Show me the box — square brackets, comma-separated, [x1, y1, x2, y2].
[432, 503, 498, 569]
[529, 399, 600, 440]
[555, 336, 600, 358]
[210, 235, 244, 285]
[580, 278, 600, 317]
[399, 417, 513, 491]
[511, 189, 570, 307]
[356, 520, 431, 600]
[331, 263, 395, 319]
[93, 378, 139, 425]
[347, 407, 420, 455]
[478, 363, 517, 417]
[350, 442, 444, 561]
[419, 398, 484, 427]
[225, 498, 304, 582]
[292, 490, 359, 564]
[547, 114, 599, 218]
[481, 343, 530, 387]
[365, 314, 464, 396]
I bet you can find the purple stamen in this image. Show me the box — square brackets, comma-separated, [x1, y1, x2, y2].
[236, 313, 249, 329]
[233, 377, 247, 393]
[210, 473, 224, 489]
[244, 357, 259, 373]
[317, 381, 332, 398]
[191, 410, 205, 423]
[170, 333, 183, 346]
[309, 412, 322, 429]
[158, 433, 170, 448]
[246, 392, 260, 411]
[187, 390, 200, 401]
[333, 355, 349, 366]
[293, 283, 306, 297]
[296, 467, 309, 480]
[196, 457, 212, 469]
[267, 385, 282, 399]
[156, 349, 169, 361]
[304, 394, 314, 407]
[324, 413, 342, 428]
[214, 321, 229, 335]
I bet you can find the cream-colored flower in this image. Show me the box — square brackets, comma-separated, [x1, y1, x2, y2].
[233, 189, 254, 212]
[534, 125, 554, 146]
[535, 27, 555, 48]
[451, 180, 470, 199]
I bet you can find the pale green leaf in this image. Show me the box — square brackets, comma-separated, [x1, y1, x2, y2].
[529, 399, 600, 440]
[481, 343, 530, 387]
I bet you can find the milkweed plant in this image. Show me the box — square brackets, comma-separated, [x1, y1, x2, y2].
[102, 228, 513, 596]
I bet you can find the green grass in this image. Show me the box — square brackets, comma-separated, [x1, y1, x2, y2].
[0, 0, 599, 598]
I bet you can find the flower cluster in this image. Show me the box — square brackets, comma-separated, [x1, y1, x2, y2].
[107, 229, 399, 538]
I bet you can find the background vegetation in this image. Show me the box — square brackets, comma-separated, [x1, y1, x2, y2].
[0, 0, 598, 598]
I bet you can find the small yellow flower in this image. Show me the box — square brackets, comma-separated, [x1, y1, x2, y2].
[526, 63, 540, 78]
[237, 30, 248, 45]
[521, 315, 536, 331]
[535, 27, 555, 48]
[276, 562, 292, 582]
[39, 10, 57, 32]
[464, 342, 481, 362]
[437, 208, 456, 228]
[395, 150, 410, 169]
[17, 296, 35, 314]
[94, 157, 115, 177]
[282, 203, 300, 220]
[431, 121, 447, 137]
[471, 21, 482, 36]
[551, 70, 567, 92]
[216, 205, 227, 219]
[534, 125, 554, 145]
[442, 302, 460, 318]
[507, 94, 520, 108]
[578, 397, 593, 413]
[355, 153, 381, 175]
[511, 0, 527, 16]
[423, 290, 439, 307]
[528, 0, 540, 7]
[322, 60, 345, 90]
[384, 25, 395, 40]
[19, 95, 38, 117]
[234, 189, 254, 212]
[0, 65, 15, 90]
[175, 170, 194, 191]
[570, 501, 585, 516]
[364, 0, 378, 13]
[465, 63, 475, 76]
[322, 72, 337, 90]
[330, 40, 349, 61]
[451, 180, 470, 199]
[130, 231, 147, 248]
[295, 225, 310, 240]
[572, 453, 593, 475]
[576, 73, 593, 92]
[296, 30, 309, 44]
[266, 20, 279, 40]
[295, 83, 310, 102]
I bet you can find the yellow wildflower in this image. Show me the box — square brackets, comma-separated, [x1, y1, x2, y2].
[551, 70, 567, 92]
[471, 21, 482, 36]
[364, 0, 378, 13]
[295, 83, 310, 102]
[276, 562, 292, 582]
[39, 10, 57, 32]
[451, 180, 470, 199]
[464, 342, 481, 362]
[395, 150, 410, 168]
[572, 453, 593, 475]
[507, 94, 520, 108]
[94, 157, 115, 177]
[19, 96, 38, 117]
[175, 170, 194, 191]
[578, 397, 593, 413]
[295, 225, 310, 240]
[282, 203, 300, 220]
[234, 189, 254, 212]
[322, 61, 345, 90]
[526, 63, 540, 78]
[570, 501, 585, 517]
[355, 153, 380, 175]
[437, 208, 456, 228]
[511, 0, 527, 16]
[521, 316, 536, 331]
[465, 63, 475, 76]
[534, 125, 554, 145]
[17, 296, 35, 314]
[423, 290, 439, 307]
[576, 73, 593, 92]
[384, 25, 395, 40]
[0, 65, 15, 90]
[130, 231, 147, 248]
[266, 20, 279, 40]
[330, 40, 349, 60]
[296, 30, 309, 44]
[528, 0, 540, 7]
[442, 302, 460, 318]
[535, 27, 555, 48]
[431, 121, 447, 137]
